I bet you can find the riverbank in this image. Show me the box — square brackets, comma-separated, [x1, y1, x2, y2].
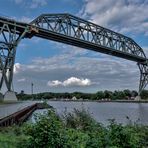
[1, 99, 148, 104]
[37, 99, 148, 103]
[0, 101, 21, 105]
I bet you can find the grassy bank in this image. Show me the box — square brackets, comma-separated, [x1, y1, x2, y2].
[0, 108, 148, 148]
[0, 101, 21, 105]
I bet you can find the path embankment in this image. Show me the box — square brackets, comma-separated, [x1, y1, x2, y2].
[0, 103, 51, 127]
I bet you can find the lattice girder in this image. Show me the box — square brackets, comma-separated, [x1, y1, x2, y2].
[31, 14, 146, 62]
[138, 62, 148, 94]
[0, 21, 28, 91]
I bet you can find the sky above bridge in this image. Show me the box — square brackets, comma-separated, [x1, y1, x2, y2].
[1, 0, 148, 94]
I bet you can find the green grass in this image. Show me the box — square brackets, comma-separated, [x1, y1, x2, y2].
[0, 133, 18, 148]
[0, 126, 29, 148]
[0, 127, 20, 148]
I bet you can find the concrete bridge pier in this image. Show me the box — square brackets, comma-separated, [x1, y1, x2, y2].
[135, 95, 141, 101]
[4, 91, 17, 101]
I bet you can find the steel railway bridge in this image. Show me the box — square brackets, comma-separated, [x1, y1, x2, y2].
[0, 13, 147, 99]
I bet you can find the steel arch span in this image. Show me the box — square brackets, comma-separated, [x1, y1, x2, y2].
[0, 13, 147, 98]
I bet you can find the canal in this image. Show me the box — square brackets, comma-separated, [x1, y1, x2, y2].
[31, 101, 148, 125]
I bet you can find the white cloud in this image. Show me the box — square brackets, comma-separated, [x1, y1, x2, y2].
[47, 80, 62, 87]
[13, 0, 47, 9]
[47, 77, 91, 87]
[19, 16, 32, 23]
[13, 45, 141, 93]
[12, 42, 146, 93]
[63, 77, 91, 86]
[14, 0, 23, 4]
[17, 78, 26, 82]
[143, 47, 148, 57]
[80, 0, 148, 35]
[29, 0, 47, 9]
[14, 63, 21, 74]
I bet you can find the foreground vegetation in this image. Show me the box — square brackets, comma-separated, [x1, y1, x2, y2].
[0, 108, 148, 148]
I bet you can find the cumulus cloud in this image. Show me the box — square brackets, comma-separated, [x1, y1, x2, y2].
[142, 46, 148, 57]
[47, 80, 62, 87]
[30, 0, 47, 9]
[80, 0, 148, 35]
[12, 43, 142, 93]
[14, 63, 21, 74]
[13, 0, 47, 9]
[11, 39, 145, 94]
[17, 78, 26, 82]
[47, 77, 91, 87]
[19, 16, 32, 23]
[14, 0, 23, 4]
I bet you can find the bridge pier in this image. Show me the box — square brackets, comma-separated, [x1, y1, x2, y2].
[135, 95, 141, 101]
[4, 91, 17, 101]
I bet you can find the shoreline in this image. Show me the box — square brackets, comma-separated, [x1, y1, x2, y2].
[39, 99, 148, 103]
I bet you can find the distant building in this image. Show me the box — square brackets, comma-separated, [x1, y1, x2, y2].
[72, 96, 77, 100]
[20, 90, 24, 95]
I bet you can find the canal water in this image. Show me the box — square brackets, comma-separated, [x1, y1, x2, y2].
[31, 101, 148, 125]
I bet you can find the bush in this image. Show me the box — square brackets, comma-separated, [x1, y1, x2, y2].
[62, 108, 98, 131]
[21, 110, 66, 148]
[107, 119, 140, 148]
[1, 109, 148, 147]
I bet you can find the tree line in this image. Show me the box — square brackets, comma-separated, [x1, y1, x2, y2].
[16, 89, 148, 100]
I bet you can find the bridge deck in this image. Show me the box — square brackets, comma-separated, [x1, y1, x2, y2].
[35, 28, 147, 63]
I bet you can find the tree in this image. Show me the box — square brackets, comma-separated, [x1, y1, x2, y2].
[123, 89, 131, 98]
[104, 90, 113, 99]
[141, 90, 148, 100]
[112, 91, 126, 100]
[96, 91, 105, 100]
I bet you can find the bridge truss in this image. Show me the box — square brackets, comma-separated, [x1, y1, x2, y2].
[0, 14, 147, 97]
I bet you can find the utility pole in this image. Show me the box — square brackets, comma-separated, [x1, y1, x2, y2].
[31, 83, 34, 99]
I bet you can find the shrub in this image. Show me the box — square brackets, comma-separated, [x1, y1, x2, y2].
[62, 108, 99, 131]
[107, 119, 140, 148]
[1, 108, 148, 148]
[21, 110, 66, 148]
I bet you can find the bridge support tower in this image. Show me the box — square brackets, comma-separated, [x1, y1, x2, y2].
[135, 62, 148, 100]
[0, 22, 28, 101]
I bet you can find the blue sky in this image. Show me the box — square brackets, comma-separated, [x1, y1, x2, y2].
[0, 0, 148, 94]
